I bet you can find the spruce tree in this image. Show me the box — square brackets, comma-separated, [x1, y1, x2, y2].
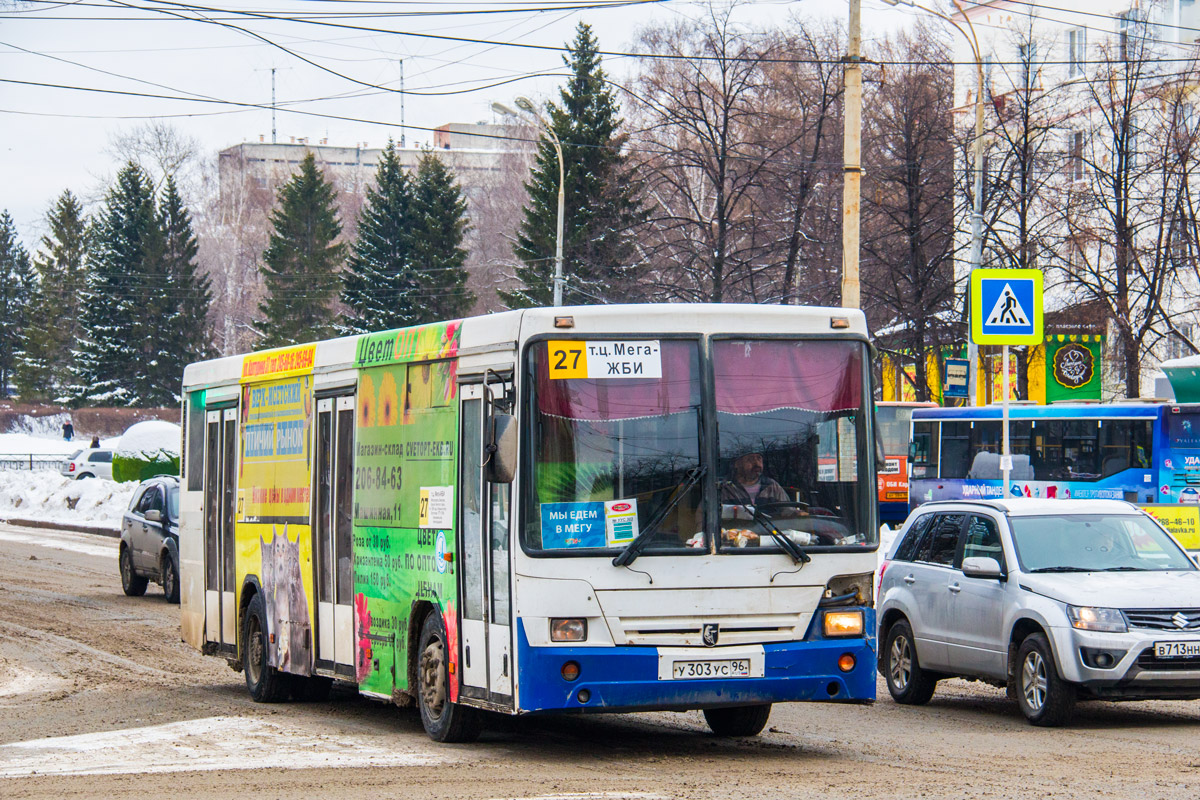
[74, 162, 160, 406]
[0, 212, 35, 397]
[341, 140, 417, 333]
[500, 22, 642, 308]
[17, 191, 88, 401]
[410, 151, 475, 323]
[256, 153, 345, 347]
[158, 177, 211, 388]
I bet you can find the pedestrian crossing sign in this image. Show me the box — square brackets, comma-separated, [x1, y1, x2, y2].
[971, 268, 1043, 345]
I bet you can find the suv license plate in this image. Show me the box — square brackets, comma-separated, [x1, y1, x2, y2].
[671, 659, 751, 679]
[1154, 641, 1200, 658]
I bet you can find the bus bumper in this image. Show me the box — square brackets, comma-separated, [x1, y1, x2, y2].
[514, 612, 877, 713]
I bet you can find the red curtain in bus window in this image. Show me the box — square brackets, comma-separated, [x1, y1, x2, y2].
[713, 339, 863, 414]
[535, 341, 700, 421]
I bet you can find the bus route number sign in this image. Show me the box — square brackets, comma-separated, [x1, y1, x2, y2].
[548, 340, 662, 380]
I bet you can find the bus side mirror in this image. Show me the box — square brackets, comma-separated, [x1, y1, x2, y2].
[874, 425, 886, 465]
[486, 413, 517, 484]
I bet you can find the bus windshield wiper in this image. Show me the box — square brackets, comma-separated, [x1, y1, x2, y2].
[731, 501, 811, 566]
[612, 466, 706, 568]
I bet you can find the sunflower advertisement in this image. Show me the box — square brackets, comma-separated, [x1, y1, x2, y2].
[350, 322, 462, 699]
[352, 321, 462, 529]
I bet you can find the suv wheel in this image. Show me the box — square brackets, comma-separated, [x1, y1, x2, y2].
[161, 554, 180, 604]
[119, 547, 148, 597]
[884, 618, 937, 705]
[1015, 633, 1074, 727]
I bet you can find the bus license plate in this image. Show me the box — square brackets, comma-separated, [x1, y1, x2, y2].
[671, 659, 751, 679]
[1155, 641, 1200, 658]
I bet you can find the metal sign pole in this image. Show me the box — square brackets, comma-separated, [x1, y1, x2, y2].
[1002, 344, 1011, 496]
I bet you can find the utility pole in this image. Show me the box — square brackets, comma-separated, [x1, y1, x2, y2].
[399, 59, 406, 148]
[841, 0, 862, 309]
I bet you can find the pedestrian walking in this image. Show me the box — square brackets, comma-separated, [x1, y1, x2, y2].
[62, 420, 74, 441]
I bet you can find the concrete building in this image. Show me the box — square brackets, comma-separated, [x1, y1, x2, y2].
[947, 0, 1200, 397]
[206, 124, 533, 355]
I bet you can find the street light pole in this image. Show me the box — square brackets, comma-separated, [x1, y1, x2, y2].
[841, 0, 863, 309]
[885, 0, 985, 405]
[494, 98, 566, 306]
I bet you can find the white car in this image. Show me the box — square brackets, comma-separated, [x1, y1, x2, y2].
[878, 498, 1200, 726]
[62, 448, 114, 480]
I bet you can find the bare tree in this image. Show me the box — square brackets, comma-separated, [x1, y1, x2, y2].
[860, 26, 958, 401]
[1051, 18, 1200, 397]
[759, 20, 845, 305]
[107, 122, 201, 196]
[626, 4, 802, 302]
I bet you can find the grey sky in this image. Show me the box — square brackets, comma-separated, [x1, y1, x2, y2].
[1, 0, 910, 247]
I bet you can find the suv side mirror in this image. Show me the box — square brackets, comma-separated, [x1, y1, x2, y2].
[485, 413, 517, 484]
[962, 556, 1005, 580]
[144, 509, 163, 523]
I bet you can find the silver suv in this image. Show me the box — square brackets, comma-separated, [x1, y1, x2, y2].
[878, 498, 1200, 726]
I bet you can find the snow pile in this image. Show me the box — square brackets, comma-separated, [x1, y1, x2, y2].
[6, 412, 71, 438]
[0, 432, 86, 457]
[116, 421, 180, 461]
[114, 421, 180, 483]
[0, 471, 134, 528]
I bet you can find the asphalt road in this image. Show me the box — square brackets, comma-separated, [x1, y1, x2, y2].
[1, 520, 1198, 800]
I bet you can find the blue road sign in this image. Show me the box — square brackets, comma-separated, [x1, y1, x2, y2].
[971, 268, 1043, 345]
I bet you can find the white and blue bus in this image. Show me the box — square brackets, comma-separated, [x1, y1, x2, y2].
[179, 305, 880, 742]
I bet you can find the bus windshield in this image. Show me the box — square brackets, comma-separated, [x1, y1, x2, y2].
[714, 339, 869, 551]
[526, 339, 703, 554]
[523, 337, 873, 556]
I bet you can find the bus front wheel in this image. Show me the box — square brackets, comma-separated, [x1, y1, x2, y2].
[703, 704, 772, 737]
[417, 612, 481, 743]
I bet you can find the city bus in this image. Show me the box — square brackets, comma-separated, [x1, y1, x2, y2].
[908, 402, 1200, 552]
[875, 401, 937, 525]
[178, 305, 880, 742]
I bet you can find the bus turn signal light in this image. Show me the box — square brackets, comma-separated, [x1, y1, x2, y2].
[838, 654, 856, 672]
[823, 610, 864, 637]
[561, 661, 581, 681]
[551, 618, 587, 642]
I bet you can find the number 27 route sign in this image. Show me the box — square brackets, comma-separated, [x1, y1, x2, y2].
[970, 268, 1044, 345]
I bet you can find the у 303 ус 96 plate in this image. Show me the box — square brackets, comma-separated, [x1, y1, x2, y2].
[671, 659, 752, 679]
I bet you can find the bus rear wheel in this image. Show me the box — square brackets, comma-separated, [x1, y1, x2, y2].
[703, 704, 772, 737]
[243, 592, 289, 703]
[417, 612, 481, 743]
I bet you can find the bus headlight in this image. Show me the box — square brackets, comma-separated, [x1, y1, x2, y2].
[823, 610, 864, 637]
[551, 618, 588, 642]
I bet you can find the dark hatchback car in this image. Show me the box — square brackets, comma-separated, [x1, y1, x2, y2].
[119, 475, 181, 603]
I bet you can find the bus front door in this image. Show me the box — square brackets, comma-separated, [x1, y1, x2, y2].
[314, 395, 356, 675]
[204, 406, 238, 654]
[458, 384, 514, 708]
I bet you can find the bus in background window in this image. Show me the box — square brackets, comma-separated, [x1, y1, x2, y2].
[908, 402, 1200, 554]
[875, 401, 936, 525]
[178, 305, 881, 743]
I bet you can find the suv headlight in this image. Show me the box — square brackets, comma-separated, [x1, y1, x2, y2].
[1067, 605, 1127, 633]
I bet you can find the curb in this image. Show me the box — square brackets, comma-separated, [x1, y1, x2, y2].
[0, 517, 120, 538]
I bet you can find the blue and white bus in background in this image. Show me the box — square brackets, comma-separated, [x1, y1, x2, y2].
[908, 402, 1200, 552]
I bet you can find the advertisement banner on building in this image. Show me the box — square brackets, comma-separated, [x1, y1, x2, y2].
[1045, 336, 1102, 402]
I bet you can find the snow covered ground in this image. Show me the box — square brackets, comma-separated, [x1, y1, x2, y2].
[0, 427, 132, 529]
